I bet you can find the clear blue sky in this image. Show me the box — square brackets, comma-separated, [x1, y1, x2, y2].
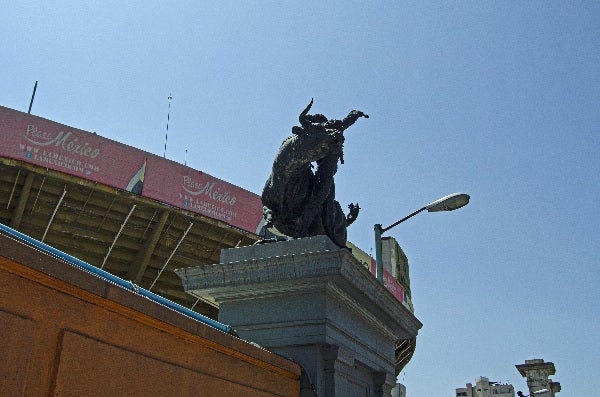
[2, 1, 598, 395]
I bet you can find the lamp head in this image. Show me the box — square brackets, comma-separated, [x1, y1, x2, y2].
[426, 192, 470, 212]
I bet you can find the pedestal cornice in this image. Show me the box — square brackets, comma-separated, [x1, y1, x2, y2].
[176, 236, 422, 338]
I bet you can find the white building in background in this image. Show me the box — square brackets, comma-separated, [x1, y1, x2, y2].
[456, 376, 515, 397]
[381, 236, 414, 312]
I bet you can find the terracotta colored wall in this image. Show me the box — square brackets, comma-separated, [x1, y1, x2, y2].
[0, 234, 300, 396]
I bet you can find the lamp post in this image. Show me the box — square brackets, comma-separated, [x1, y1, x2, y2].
[374, 192, 470, 283]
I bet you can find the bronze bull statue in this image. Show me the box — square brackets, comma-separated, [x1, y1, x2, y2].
[261, 99, 368, 247]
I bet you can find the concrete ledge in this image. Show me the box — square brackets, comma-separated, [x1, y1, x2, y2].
[177, 236, 422, 339]
[220, 235, 341, 263]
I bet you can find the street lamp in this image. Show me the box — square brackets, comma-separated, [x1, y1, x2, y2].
[374, 192, 470, 283]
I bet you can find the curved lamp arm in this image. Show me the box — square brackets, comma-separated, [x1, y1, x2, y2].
[374, 192, 470, 283]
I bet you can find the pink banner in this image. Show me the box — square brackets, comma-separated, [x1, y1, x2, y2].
[0, 106, 263, 233]
[142, 155, 263, 232]
[369, 258, 404, 303]
[0, 106, 147, 190]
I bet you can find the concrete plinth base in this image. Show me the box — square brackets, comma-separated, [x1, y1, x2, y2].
[176, 236, 422, 397]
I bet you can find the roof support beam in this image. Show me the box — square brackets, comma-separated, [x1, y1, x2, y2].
[209, 228, 232, 261]
[76, 186, 95, 221]
[149, 222, 193, 291]
[5, 168, 21, 210]
[41, 186, 67, 242]
[30, 176, 45, 214]
[127, 209, 170, 283]
[100, 204, 136, 269]
[10, 172, 35, 229]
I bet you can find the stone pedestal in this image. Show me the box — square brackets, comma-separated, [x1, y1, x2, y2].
[176, 236, 422, 397]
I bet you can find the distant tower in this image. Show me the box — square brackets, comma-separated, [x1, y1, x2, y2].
[515, 359, 561, 397]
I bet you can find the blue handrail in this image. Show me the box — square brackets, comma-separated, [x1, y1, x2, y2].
[0, 222, 234, 335]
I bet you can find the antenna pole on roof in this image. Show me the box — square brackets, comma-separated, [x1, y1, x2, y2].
[28, 81, 38, 114]
[185, 149, 187, 166]
[164, 94, 172, 158]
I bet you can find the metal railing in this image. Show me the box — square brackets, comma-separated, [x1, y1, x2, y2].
[0, 222, 234, 335]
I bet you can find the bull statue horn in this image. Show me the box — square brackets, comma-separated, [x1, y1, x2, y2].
[298, 98, 314, 128]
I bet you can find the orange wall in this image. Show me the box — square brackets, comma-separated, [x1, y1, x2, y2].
[0, 234, 300, 396]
